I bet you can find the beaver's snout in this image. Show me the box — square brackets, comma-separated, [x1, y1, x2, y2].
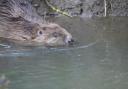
[64, 35, 74, 45]
[67, 39, 75, 45]
[63, 31, 74, 45]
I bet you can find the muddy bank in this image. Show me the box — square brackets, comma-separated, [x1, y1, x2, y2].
[30, 0, 128, 17]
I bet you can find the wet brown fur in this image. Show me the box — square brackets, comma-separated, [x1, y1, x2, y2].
[0, 0, 72, 46]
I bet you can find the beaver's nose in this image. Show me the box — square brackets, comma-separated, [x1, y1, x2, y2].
[68, 39, 75, 45]
[64, 33, 73, 45]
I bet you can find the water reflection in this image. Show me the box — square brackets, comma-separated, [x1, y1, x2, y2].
[0, 17, 128, 89]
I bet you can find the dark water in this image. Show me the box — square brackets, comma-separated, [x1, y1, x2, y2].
[0, 17, 128, 89]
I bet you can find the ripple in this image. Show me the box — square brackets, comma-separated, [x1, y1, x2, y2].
[50, 40, 99, 52]
[0, 40, 99, 57]
[0, 44, 11, 48]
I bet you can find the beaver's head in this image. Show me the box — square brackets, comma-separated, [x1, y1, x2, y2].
[2, 19, 74, 46]
[26, 23, 74, 46]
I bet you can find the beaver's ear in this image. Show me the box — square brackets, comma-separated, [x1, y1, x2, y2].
[28, 24, 40, 37]
[42, 27, 47, 31]
[31, 24, 40, 32]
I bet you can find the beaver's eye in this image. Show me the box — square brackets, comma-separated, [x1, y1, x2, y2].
[38, 30, 43, 35]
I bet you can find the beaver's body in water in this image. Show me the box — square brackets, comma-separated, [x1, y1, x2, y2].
[0, 0, 73, 46]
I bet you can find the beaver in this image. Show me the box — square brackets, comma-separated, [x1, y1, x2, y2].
[0, 0, 74, 46]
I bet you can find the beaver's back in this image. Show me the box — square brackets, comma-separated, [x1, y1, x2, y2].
[0, 0, 44, 24]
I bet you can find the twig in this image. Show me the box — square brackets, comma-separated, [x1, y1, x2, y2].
[44, 0, 72, 17]
[104, 0, 107, 17]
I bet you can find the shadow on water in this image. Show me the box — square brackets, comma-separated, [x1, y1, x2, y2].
[0, 17, 128, 89]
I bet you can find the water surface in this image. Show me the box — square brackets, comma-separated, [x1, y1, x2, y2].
[0, 17, 128, 89]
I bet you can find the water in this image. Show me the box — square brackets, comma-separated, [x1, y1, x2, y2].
[0, 17, 128, 89]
